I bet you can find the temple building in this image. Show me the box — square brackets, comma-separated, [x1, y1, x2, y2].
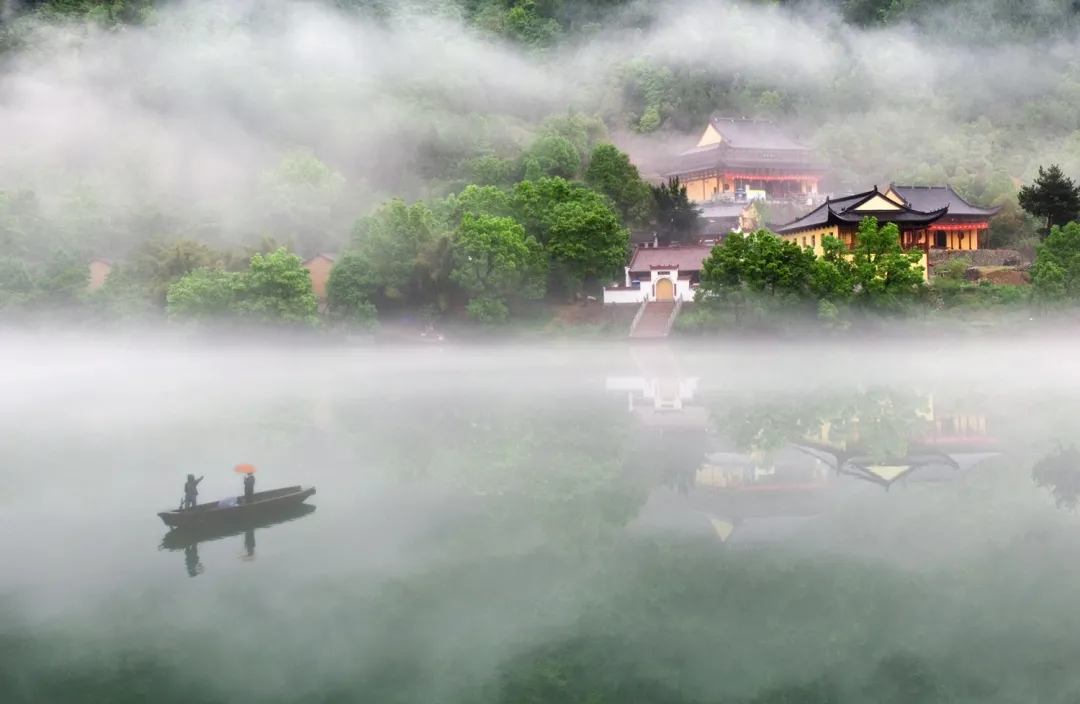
[603, 244, 712, 304]
[697, 202, 756, 245]
[884, 184, 1003, 251]
[667, 117, 829, 203]
[772, 186, 947, 280]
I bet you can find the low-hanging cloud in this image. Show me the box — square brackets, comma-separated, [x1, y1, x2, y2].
[0, 0, 1078, 252]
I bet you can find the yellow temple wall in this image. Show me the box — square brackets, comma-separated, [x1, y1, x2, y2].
[779, 226, 837, 256]
[684, 175, 738, 203]
[939, 229, 980, 250]
[778, 228, 929, 281]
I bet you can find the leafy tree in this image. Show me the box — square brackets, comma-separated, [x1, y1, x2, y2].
[87, 265, 158, 323]
[650, 177, 701, 244]
[512, 178, 628, 298]
[351, 199, 452, 309]
[848, 217, 926, 310]
[166, 248, 318, 327]
[440, 184, 515, 227]
[234, 248, 320, 326]
[143, 238, 229, 306]
[697, 229, 816, 324]
[1032, 445, 1080, 511]
[1029, 221, 1080, 308]
[501, 0, 562, 49]
[257, 149, 347, 253]
[451, 214, 546, 322]
[809, 235, 858, 303]
[32, 248, 89, 312]
[0, 256, 34, 318]
[534, 111, 608, 161]
[166, 268, 240, 324]
[325, 251, 379, 331]
[545, 198, 628, 297]
[463, 154, 515, 188]
[522, 134, 581, 181]
[583, 143, 654, 227]
[1018, 164, 1080, 234]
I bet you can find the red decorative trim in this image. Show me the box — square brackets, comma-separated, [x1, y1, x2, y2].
[930, 222, 989, 232]
[721, 172, 820, 182]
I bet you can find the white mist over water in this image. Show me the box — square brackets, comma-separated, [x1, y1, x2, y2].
[3, 335, 1080, 701]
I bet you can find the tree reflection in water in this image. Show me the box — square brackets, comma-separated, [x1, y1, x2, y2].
[1032, 445, 1080, 510]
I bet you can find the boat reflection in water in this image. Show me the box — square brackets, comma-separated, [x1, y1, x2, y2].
[159, 503, 317, 578]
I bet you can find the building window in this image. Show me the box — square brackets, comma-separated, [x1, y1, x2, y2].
[934, 231, 947, 248]
[811, 235, 816, 248]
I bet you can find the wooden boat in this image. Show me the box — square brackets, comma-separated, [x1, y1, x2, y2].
[159, 503, 317, 551]
[158, 485, 316, 529]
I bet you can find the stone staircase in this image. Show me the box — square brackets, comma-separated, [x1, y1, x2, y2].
[630, 301, 677, 339]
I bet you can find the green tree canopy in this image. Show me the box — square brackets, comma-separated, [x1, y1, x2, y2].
[650, 177, 701, 244]
[234, 248, 319, 326]
[325, 251, 379, 331]
[583, 143, 654, 228]
[1029, 221, 1080, 309]
[848, 217, 926, 310]
[512, 178, 628, 298]
[165, 248, 318, 327]
[351, 198, 453, 309]
[1018, 164, 1080, 234]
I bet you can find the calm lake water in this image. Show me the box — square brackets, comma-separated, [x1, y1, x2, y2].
[5, 337, 1080, 703]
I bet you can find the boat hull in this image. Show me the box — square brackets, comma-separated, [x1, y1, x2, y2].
[158, 485, 316, 528]
[160, 504, 317, 551]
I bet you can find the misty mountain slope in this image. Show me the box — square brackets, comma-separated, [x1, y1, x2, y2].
[0, 0, 1076, 284]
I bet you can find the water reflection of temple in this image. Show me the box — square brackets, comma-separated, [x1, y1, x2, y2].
[618, 373, 1002, 544]
[792, 394, 999, 490]
[606, 345, 709, 431]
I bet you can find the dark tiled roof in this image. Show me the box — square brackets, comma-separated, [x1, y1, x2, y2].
[666, 148, 828, 178]
[628, 245, 714, 273]
[718, 158, 827, 172]
[702, 217, 741, 236]
[773, 188, 948, 234]
[708, 117, 812, 151]
[888, 185, 1003, 218]
[670, 145, 724, 174]
[698, 203, 747, 219]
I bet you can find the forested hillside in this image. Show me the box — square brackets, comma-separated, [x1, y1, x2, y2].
[1, 0, 1079, 325]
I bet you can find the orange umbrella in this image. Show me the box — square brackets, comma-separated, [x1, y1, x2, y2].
[234, 463, 257, 474]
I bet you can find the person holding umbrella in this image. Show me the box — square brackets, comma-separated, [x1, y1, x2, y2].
[236, 464, 256, 503]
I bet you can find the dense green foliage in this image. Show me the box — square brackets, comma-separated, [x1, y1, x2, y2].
[165, 248, 319, 327]
[690, 217, 926, 331]
[4, 0, 1080, 328]
[1018, 164, 1080, 233]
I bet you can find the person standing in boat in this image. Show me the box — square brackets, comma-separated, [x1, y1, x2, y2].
[183, 474, 204, 509]
[243, 471, 255, 503]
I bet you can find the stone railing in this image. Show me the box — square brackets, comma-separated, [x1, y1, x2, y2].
[628, 300, 648, 337]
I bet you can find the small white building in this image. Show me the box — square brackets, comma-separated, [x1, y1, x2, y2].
[603, 245, 713, 304]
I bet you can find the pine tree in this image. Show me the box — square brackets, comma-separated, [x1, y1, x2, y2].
[1018, 164, 1080, 235]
